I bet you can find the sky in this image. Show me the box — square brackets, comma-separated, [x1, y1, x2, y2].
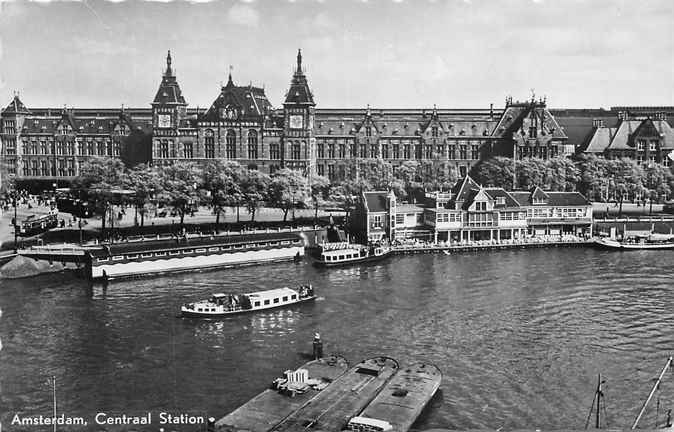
[0, 0, 672, 110]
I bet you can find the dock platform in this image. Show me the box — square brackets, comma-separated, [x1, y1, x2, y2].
[270, 356, 399, 432]
[216, 354, 349, 432]
[349, 362, 442, 431]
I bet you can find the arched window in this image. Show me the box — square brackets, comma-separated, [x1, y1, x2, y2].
[248, 130, 258, 159]
[205, 129, 215, 158]
[226, 129, 236, 159]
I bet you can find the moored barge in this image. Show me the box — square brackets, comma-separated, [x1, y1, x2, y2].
[89, 232, 304, 280]
[595, 235, 674, 250]
[347, 362, 442, 431]
[215, 354, 349, 432]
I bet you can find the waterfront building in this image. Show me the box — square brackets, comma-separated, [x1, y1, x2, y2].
[577, 113, 674, 167]
[352, 175, 592, 244]
[1, 50, 570, 189]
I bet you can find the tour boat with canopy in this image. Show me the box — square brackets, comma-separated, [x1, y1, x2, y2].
[312, 243, 391, 267]
[181, 285, 315, 318]
[595, 233, 674, 250]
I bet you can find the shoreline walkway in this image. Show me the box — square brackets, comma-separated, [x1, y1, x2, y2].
[391, 236, 593, 255]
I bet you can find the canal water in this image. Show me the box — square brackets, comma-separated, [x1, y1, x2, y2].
[1, 248, 672, 431]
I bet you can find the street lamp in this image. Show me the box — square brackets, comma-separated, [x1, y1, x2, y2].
[12, 190, 18, 253]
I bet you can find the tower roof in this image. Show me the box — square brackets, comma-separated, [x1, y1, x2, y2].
[2, 93, 31, 115]
[152, 50, 187, 106]
[284, 49, 315, 106]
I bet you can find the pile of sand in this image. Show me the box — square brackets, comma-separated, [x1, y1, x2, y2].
[0, 255, 67, 279]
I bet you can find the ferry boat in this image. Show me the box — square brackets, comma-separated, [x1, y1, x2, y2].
[595, 234, 674, 250]
[180, 285, 315, 318]
[88, 232, 304, 280]
[313, 243, 391, 267]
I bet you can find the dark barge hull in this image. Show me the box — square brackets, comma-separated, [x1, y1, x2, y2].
[181, 296, 316, 318]
[216, 355, 349, 432]
[355, 362, 442, 431]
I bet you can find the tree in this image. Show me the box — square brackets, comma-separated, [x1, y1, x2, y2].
[156, 162, 203, 230]
[309, 173, 331, 222]
[517, 157, 547, 190]
[471, 157, 514, 190]
[72, 157, 127, 238]
[125, 164, 162, 227]
[394, 160, 422, 200]
[545, 157, 579, 191]
[269, 168, 309, 222]
[241, 170, 271, 222]
[202, 161, 241, 232]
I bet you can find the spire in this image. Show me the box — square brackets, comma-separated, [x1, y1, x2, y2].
[296, 49, 303, 74]
[284, 49, 314, 106]
[226, 65, 234, 87]
[164, 50, 173, 77]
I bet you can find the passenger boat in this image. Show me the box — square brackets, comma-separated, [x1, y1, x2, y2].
[180, 285, 316, 318]
[595, 234, 674, 250]
[313, 243, 391, 267]
[88, 232, 304, 280]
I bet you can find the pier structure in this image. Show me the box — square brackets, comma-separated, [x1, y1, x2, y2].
[215, 355, 348, 432]
[270, 357, 399, 432]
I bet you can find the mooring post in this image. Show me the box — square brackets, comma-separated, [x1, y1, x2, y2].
[312, 332, 323, 359]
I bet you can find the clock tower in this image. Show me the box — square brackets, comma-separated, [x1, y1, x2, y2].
[151, 50, 187, 164]
[282, 49, 316, 175]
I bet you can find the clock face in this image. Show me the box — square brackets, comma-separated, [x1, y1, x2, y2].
[289, 115, 304, 129]
[158, 114, 171, 128]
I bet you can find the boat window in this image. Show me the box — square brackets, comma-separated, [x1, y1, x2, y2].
[197, 308, 203, 312]
[291, 295, 297, 300]
[112, 255, 124, 261]
[221, 245, 231, 250]
[264, 300, 270, 305]
[183, 249, 193, 254]
[208, 247, 219, 252]
[126, 254, 138, 259]
[169, 251, 180, 256]
[141, 253, 153, 258]
[257, 243, 267, 247]
[155, 252, 166, 257]
[254, 301, 260, 307]
[234, 244, 244, 249]
[282, 296, 288, 302]
[269, 241, 279, 246]
[273, 298, 280, 304]
[339, 255, 345, 260]
[97, 258, 108, 262]
[195, 248, 206, 253]
[281, 241, 290, 245]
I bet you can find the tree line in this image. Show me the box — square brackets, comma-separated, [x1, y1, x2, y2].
[72, 155, 674, 232]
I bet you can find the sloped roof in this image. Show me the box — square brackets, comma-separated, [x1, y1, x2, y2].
[582, 126, 617, 153]
[510, 191, 590, 206]
[152, 51, 187, 106]
[451, 175, 481, 203]
[284, 50, 315, 106]
[363, 191, 388, 213]
[314, 109, 495, 138]
[2, 95, 31, 115]
[493, 102, 566, 140]
[20, 111, 137, 135]
[483, 188, 520, 208]
[202, 74, 273, 121]
[531, 186, 549, 201]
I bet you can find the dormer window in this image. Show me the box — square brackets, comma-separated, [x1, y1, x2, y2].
[533, 198, 546, 205]
[637, 140, 645, 151]
[365, 126, 372, 137]
[496, 197, 505, 205]
[431, 126, 439, 137]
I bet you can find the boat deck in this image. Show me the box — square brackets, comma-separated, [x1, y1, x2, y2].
[215, 355, 348, 432]
[355, 362, 442, 431]
[270, 356, 399, 432]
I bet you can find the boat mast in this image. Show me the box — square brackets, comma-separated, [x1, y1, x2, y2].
[595, 374, 602, 429]
[631, 356, 673, 429]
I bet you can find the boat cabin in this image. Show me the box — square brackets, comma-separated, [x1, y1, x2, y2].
[346, 416, 393, 432]
[320, 248, 365, 263]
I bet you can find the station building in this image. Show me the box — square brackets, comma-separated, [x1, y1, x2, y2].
[1, 50, 570, 189]
[352, 175, 593, 244]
